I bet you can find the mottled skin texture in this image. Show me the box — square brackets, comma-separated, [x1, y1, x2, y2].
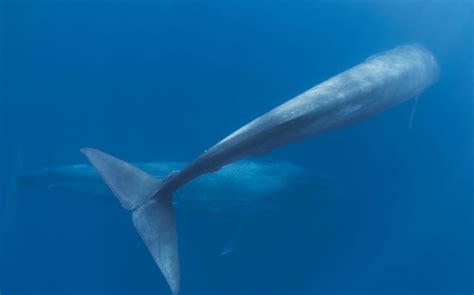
[161, 45, 438, 195]
[81, 45, 439, 295]
[152, 45, 438, 295]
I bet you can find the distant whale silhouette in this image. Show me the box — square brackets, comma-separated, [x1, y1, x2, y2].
[17, 160, 329, 216]
[82, 44, 439, 295]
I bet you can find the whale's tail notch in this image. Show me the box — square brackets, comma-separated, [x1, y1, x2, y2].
[80, 148, 180, 295]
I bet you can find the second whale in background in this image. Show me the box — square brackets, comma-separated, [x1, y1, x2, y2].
[17, 160, 332, 216]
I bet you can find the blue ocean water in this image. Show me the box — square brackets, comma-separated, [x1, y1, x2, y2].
[0, 0, 472, 294]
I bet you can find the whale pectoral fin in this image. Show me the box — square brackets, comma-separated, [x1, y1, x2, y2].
[219, 219, 254, 256]
[408, 96, 419, 130]
[220, 236, 238, 256]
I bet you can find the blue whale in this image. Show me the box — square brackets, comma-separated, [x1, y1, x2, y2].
[82, 45, 439, 294]
[17, 160, 328, 216]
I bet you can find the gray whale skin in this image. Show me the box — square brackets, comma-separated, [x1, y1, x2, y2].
[81, 45, 439, 295]
[17, 160, 323, 216]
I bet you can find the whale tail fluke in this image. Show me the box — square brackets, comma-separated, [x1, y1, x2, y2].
[80, 148, 180, 295]
[80, 148, 161, 210]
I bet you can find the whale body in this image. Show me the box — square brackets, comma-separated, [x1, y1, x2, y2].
[17, 160, 326, 216]
[81, 45, 439, 294]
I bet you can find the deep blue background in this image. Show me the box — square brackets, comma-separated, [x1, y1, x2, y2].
[0, 0, 472, 294]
